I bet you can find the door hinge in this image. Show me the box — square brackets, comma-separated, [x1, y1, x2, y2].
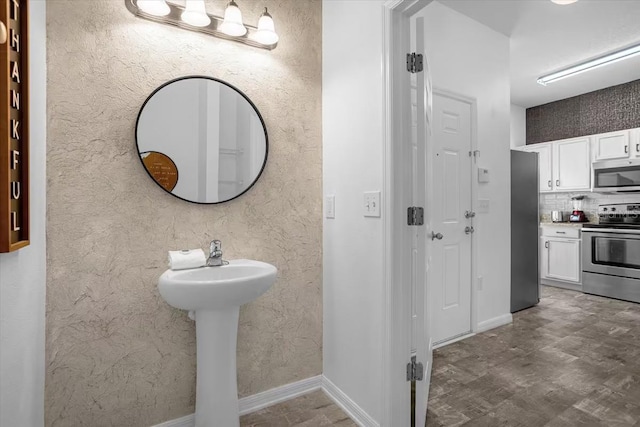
[406, 355, 424, 381]
[407, 207, 424, 226]
[406, 52, 423, 73]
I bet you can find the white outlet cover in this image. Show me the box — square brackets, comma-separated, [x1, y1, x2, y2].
[325, 195, 335, 219]
[364, 191, 381, 217]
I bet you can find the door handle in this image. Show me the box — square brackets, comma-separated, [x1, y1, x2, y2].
[465, 226, 474, 234]
[636, 143, 639, 153]
[545, 241, 549, 248]
[548, 180, 552, 188]
[625, 145, 629, 154]
[431, 232, 443, 240]
[464, 210, 476, 219]
[556, 180, 560, 187]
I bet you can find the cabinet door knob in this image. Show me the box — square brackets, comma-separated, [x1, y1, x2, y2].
[556, 180, 560, 186]
[636, 143, 639, 153]
[625, 145, 629, 154]
[545, 241, 549, 248]
[548, 180, 552, 188]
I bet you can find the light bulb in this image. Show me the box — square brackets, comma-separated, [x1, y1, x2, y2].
[218, 0, 247, 37]
[136, 0, 171, 16]
[254, 7, 279, 45]
[182, 0, 211, 27]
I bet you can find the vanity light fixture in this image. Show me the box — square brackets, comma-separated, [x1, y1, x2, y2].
[255, 8, 279, 46]
[182, 0, 211, 28]
[218, 1, 246, 37]
[124, 0, 279, 50]
[136, 0, 171, 16]
[537, 42, 640, 86]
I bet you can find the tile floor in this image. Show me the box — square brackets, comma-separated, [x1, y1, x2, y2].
[427, 285, 640, 426]
[241, 285, 640, 426]
[240, 390, 357, 426]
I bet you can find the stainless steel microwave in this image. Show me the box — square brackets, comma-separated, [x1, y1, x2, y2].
[593, 159, 640, 192]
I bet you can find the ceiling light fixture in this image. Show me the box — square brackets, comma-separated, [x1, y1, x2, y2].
[124, 0, 279, 50]
[551, 0, 579, 5]
[537, 43, 640, 86]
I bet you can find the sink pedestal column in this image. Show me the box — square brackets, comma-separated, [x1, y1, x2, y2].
[195, 307, 240, 427]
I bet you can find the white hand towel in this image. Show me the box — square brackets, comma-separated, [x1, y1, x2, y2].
[168, 249, 206, 270]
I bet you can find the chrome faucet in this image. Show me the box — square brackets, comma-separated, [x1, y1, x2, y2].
[207, 240, 224, 267]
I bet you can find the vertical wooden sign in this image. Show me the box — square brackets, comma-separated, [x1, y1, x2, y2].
[0, 0, 29, 252]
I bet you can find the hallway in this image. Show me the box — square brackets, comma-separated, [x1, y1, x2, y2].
[427, 286, 640, 426]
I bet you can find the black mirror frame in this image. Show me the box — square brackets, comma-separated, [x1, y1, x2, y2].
[135, 75, 269, 205]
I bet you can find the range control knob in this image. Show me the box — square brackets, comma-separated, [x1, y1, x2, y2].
[603, 207, 608, 211]
[612, 207, 617, 212]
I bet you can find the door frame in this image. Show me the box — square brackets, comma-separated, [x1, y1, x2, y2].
[429, 88, 479, 344]
[381, 1, 433, 425]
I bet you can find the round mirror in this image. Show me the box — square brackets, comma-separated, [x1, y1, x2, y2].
[136, 76, 268, 204]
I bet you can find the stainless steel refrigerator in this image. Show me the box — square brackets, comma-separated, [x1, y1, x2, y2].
[511, 150, 540, 312]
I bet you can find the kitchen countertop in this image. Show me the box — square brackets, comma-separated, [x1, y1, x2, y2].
[540, 222, 589, 228]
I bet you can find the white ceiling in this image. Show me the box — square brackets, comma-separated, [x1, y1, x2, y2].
[437, 0, 640, 108]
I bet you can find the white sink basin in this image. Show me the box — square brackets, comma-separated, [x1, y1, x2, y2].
[158, 259, 277, 310]
[157, 259, 277, 427]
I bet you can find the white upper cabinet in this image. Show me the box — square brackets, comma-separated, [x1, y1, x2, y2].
[523, 143, 553, 192]
[553, 137, 591, 191]
[632, 128, 640, 159]
[593, 130, 631, 161]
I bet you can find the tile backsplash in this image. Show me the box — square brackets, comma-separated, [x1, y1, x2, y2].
[539, 192, 640, 223]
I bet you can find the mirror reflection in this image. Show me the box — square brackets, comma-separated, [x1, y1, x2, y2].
[136, 76, 268, 204]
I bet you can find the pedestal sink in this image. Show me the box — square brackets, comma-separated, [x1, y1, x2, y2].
[158, 259, 277, 427]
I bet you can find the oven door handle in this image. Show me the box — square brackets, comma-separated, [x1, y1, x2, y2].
[582, 227, 640, 235]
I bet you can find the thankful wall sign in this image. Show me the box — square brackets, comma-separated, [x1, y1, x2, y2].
[0, 0, 29, 253]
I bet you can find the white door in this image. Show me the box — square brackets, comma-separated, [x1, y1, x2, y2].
[553, 138, 591, 191]
[430, 92, 473, 345]
[410, 15, 432, 427]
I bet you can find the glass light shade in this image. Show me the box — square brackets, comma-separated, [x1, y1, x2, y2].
[218, 1, 247, 37]
[136, 0, 171, 16]
[254, 8, 279, 45]
[551, 0, 578, 4]
[182, 0, 211, 27]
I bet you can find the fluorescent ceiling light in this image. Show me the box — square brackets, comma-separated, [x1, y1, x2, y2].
[551, 0, 578, 5]
[537, 43, 640, 86]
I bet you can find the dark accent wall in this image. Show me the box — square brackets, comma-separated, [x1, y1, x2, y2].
[526, 79, 640, 144]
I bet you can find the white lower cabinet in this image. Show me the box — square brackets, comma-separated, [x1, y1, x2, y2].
[540, 226, 582, 288]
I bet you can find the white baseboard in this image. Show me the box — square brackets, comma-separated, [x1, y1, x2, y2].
[152, 414, 194, 427]
[151, 375, 323, 427]
[239, 375, 322, 415]
[321, 376, 379, 427]
[477, 313, 513, 333]
[433, 332, 475, 349]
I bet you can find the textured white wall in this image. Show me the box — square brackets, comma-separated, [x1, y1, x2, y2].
[511, 104, 526, 148]
[323, 0, 385, 423]
[0, 1, 47, 426]
[46, 1, 322, 426]
[421, 2, 511, 327]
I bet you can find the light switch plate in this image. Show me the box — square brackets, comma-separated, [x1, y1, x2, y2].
[325, 195, 335, 219]
[478, 168, 490, 183]
[364, 191, 381, 217]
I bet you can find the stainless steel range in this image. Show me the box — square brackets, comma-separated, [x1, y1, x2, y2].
[582, 203, 640, 303]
